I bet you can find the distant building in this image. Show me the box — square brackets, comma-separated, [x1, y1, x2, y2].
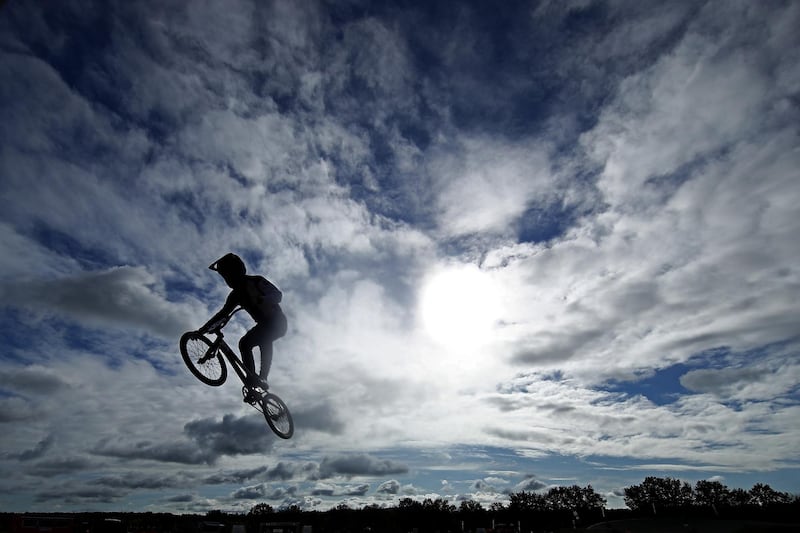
[259, 523, 309, 533]
[12, 515, 74, 533]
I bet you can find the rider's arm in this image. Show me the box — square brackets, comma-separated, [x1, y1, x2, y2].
[199, 292, 239, 333]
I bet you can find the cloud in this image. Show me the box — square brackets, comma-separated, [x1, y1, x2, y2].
[26, 457, 96, 478]
[183, 414, 276, 457]
[0, 397, 38, 423]
[470, 479, 497, 493]
[428, 137, 554, 238]
[512, 327, 607, 365]
[232, 484, 298, 501]
[486, 17, 800, 383]
[266, 462, 319, 481]
[14, 434, 55, 461]
[311, 482, 370, 497]
[376, 479, 401, 495]
[202, 466, 269, 485]
[165, 494, 195, 503]
[0, 223, 77, 280]
[483, 371, 800, 471]
[484, 427, 557, 445]
[175, 110, 302, 185]
[514, 476, 547, 492]
[0, 366, 71, 394]
[346, 483, 371, 496]
[291, 402, 346, 435]
[93, 413, 275, 465]
[35, 485, 126, 505]
[0, 267, 193, 338]
[232, 484, 268, 500]
[93, 439, 215, 466]
[317, 454, 409, 479]
[680, 362, 800, 401]
[94, 471, 189, 490]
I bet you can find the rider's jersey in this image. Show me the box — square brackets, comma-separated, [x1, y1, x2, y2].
[201, 275, 286, 338]
[232, 275, 283, 323]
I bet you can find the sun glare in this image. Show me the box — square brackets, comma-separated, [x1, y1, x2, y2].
[419, 264, 501, 351]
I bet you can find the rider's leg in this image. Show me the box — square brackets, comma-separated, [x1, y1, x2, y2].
[258, 340, 273, 385]
[260, 313, 287, 384]
[239, 324, 269, 387]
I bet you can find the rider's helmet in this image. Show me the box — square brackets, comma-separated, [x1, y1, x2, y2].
[209, 253, 246, 284]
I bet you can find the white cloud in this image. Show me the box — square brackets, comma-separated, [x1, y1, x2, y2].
[376, 479, 401, 494]
[0, 266, 196, 338]
[176, 110, 301, 184]
[680, 362, 800, 401]
[428, 137, 554, 237]
[479, 1, 800, 388]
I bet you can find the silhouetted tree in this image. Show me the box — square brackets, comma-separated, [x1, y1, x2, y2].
[508, 491, 547, 512]
[729, 487, 751, 507]
[545, 485, 606, 511]
[749, 483, 790, 506]
[248, 503, 274, 516]
[412, 497, 457, 532]
[459, 500, 484, 513]
[281, 504, 302, 515]
[624, 476, 693, 512]
[421, 497, 456, 513]
[694, 480, 730, 508]
[398, 497, 422, 510]
[458, 500, 486, 533]
[624, 483, 647, 512]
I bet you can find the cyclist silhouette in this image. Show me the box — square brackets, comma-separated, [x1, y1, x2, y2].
[199, 253, 287, 402]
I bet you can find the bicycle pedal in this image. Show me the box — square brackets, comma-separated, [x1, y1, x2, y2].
[244, 394, 259, 405]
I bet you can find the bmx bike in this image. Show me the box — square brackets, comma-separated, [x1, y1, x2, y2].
[179, 308, 294, 439]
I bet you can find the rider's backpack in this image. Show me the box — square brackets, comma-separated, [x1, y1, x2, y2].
[243, 275, 282, 316]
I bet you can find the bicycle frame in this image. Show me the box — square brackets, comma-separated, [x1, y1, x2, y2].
[201, 307, 260, 389]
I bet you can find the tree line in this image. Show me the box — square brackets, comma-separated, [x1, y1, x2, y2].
[2, 478, 796, 533]
[623, 477, 796, 513]
[241, 477, 799, 531]
[247, 477, 797, 516]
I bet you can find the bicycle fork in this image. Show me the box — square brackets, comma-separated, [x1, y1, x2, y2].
[199, 337, 222, 364]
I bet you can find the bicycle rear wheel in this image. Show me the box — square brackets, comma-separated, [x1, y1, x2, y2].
[260, 393, 293, 439]
[180, 332, 227, 386]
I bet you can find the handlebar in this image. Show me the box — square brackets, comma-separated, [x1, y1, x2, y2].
[202, 307, 244, 335]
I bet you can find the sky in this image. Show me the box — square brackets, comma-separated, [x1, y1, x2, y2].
[1, 0, 799, 514]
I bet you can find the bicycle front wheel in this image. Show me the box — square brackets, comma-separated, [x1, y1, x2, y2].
[260, 393, 293, 439]
[180, 332, 227, 386]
